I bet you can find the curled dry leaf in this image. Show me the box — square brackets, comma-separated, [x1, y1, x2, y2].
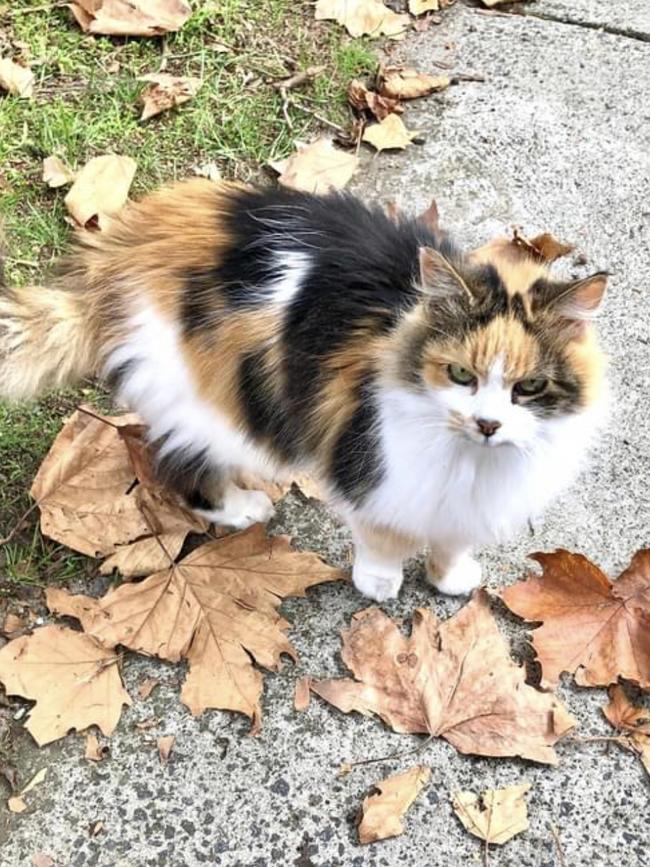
[362, 114, 417, 152]
[512, 228, 574, 263]
[157, 735, 175, 765]
[47, 525, 343, 732]
[358, 765, 430, 844]
[70, 0, 192, 37]
[347, 79, 403, 121]
[0, 57, 34, 98]
[42, 156, 76, 189]
[272, 139, 358, 194]
[294, 677, 312, 712]
[64, 154, 137, 229]
[378, 65, 450, 100]
[139, 73, 202, 121]
[0, 626, 131, 746]
[452, 783, 531, 846]
[603, 686, 650, 775]
[31, 408, 207, 577]
[84, 732, 108, 762]
[312, 593, 575, 765]
[315, 0, 410, 39]
[500, 549, 650, 689]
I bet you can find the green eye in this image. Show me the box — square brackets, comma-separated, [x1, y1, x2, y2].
[447, 363, 476, 386]
[514, 377, 548, 396]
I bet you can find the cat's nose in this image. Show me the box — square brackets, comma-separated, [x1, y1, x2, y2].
[475, 418, 502, 438]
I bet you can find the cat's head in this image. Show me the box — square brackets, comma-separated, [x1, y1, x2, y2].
[391, 237, 608, 451]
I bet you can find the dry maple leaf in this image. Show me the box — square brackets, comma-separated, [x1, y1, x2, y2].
[409, 0, 439, 13]
[512, 228, 574, 263]
[64, 154, 137, 229]
[362, 115, 417, 152]
[0, 57, 34, 98]
[378, 65, 450, 100]
[47, 525, 343, 732]
[312, 593, 575, 764]
[139, 73, 202, 121]
[157, 734, 175, 765]
[603, 686, 650, 775]
[70, 0, 192, 37]
[42, 155, 76, 189]
[358, 765, 430, 844]
[347, 79, 403, 122]
[315, 0, 409, 39]
[452, 783, 531, 845]
[31, 408, 207, 576]
[0, 626, 131, 746]
[500, 550, 650, 690]
[272, 139, 358, 194]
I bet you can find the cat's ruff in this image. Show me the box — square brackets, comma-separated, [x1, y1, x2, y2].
[0, 179, 608, 602]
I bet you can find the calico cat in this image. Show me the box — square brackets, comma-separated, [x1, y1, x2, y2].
[0, 179, 608, 601]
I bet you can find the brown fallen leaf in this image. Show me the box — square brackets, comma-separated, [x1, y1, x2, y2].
[64, 155, 137, 229]
[0, 57, 34, 98]
[500, 550, 650, 689]
[358, 765, 430, 844]
[452, 783, 531, 845]
[137, 677, 160, 700]
[512, 228, 574, 263]
[157, 735, 175, 765]
[84, 732, 109, 762]
[31, 855, 55, 867]
[271, 139, 358, 194]
[347, 79, 403, 122]
[315, 0, 410, 39]
[7, 768, 48, 814]
[312, 593, 575, 764]
[70, 0, 192, 37]
[139, 73, 202, 121]
[362, 115, 417, 152]
[2, 612, 26, 637]
[42, 156, 75, 189]
[0, 626, 131, 746]
[603, 686, 650, 775]
[294, 677, 312, 712]
[409, 0, 439, 12]
[32, 408, 207, 576]
[378, 65, 450, 100]
[47, 525, 343, 732]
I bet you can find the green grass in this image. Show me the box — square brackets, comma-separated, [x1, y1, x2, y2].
[0, 0, 376, 593]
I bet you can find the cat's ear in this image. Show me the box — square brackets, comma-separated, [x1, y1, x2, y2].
[418, 247, 473, 302]
[536, 272, 608, 321]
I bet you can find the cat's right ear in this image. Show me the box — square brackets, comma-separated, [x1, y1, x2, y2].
[418, 247, 473, 302]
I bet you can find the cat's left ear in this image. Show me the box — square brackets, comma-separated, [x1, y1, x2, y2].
[537, 272, 608, 321]
[418, 247, 473, 302]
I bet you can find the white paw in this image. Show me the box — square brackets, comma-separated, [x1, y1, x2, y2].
[196, 488, 275, 530]
[352, 563, 403, 603]
[427, 554, 482, 596]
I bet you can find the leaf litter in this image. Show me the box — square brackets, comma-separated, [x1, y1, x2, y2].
[64, 155, 137, 229]
[451, 782, 531, 846]
[358, 765, 430, 844]
[603, 686, 650, 775]
[271, 138, 359, 194]
[70, 0, 192, 38]
[139, 73, 202, 121]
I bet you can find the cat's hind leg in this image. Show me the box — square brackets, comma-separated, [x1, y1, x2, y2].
[425, 546, 482, 596]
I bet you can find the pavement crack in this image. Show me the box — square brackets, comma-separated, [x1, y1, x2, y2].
[519, 10, 650, 44]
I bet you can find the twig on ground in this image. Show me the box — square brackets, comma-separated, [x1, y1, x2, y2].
[0, 502, 39, 548]
[8, 1, 68, 13]
[273, 65, 326, 92]
[549, 823, 568, 867]
[346, 735, 435, 770]
[450, 72, 486, 84]
[287, 99, 345, 133]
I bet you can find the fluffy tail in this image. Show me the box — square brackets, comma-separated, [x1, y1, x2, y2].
[0, 257, 97, 401]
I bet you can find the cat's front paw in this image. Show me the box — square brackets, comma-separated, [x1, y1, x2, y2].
[196, 488, 275, 530]
[352, 562, 403, 603]
[426, 553, 482, 596]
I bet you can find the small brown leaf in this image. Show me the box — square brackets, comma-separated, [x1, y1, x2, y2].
[347, 79, 403, 121]
[42, 156, 76, 189]
[500, 549, 650, 689]
[362, 115, 417, 151]
[358, 766, 430, 844]
[0, 626, 131, 746]
[139, 73, 202, 121]
[1, 613, 26, 637]
[7, 768, 48, 814]
[409, 0, 439, 13]
[272, 139, 358, 194]
[70, 0, 192, 37]
[137, 677, 160, 700]
[64, 155, 137, 229]
[84, 732, 109, 762]
[8, 794, 27, 813]
[512, 228, 574, 263]
[452, 783, 531, 845]
[315, 0, 410, 39]
[603, 686, 650, 774]
[378, 65, 450, 100]
[294, 677, 312, 712]
[0, 57, 34, 98]
[157, 734, 175, 765]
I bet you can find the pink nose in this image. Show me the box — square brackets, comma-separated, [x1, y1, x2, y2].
[476, 418, 502, 438]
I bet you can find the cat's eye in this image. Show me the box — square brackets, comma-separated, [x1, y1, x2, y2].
[447, 363, 476, 386]
[514, 377, 548, 396]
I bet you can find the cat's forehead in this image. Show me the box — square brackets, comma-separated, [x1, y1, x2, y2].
[464, 317, 539, 381]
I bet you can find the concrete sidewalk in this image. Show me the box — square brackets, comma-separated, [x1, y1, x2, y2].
[2, 2, 649, 865]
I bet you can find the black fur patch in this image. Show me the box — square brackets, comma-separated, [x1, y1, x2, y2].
[330, 377, 384, 505]
[238, 348, 298, 460]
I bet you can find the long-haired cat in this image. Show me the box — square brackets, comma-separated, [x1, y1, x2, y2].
[0, 179, 608, 601]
